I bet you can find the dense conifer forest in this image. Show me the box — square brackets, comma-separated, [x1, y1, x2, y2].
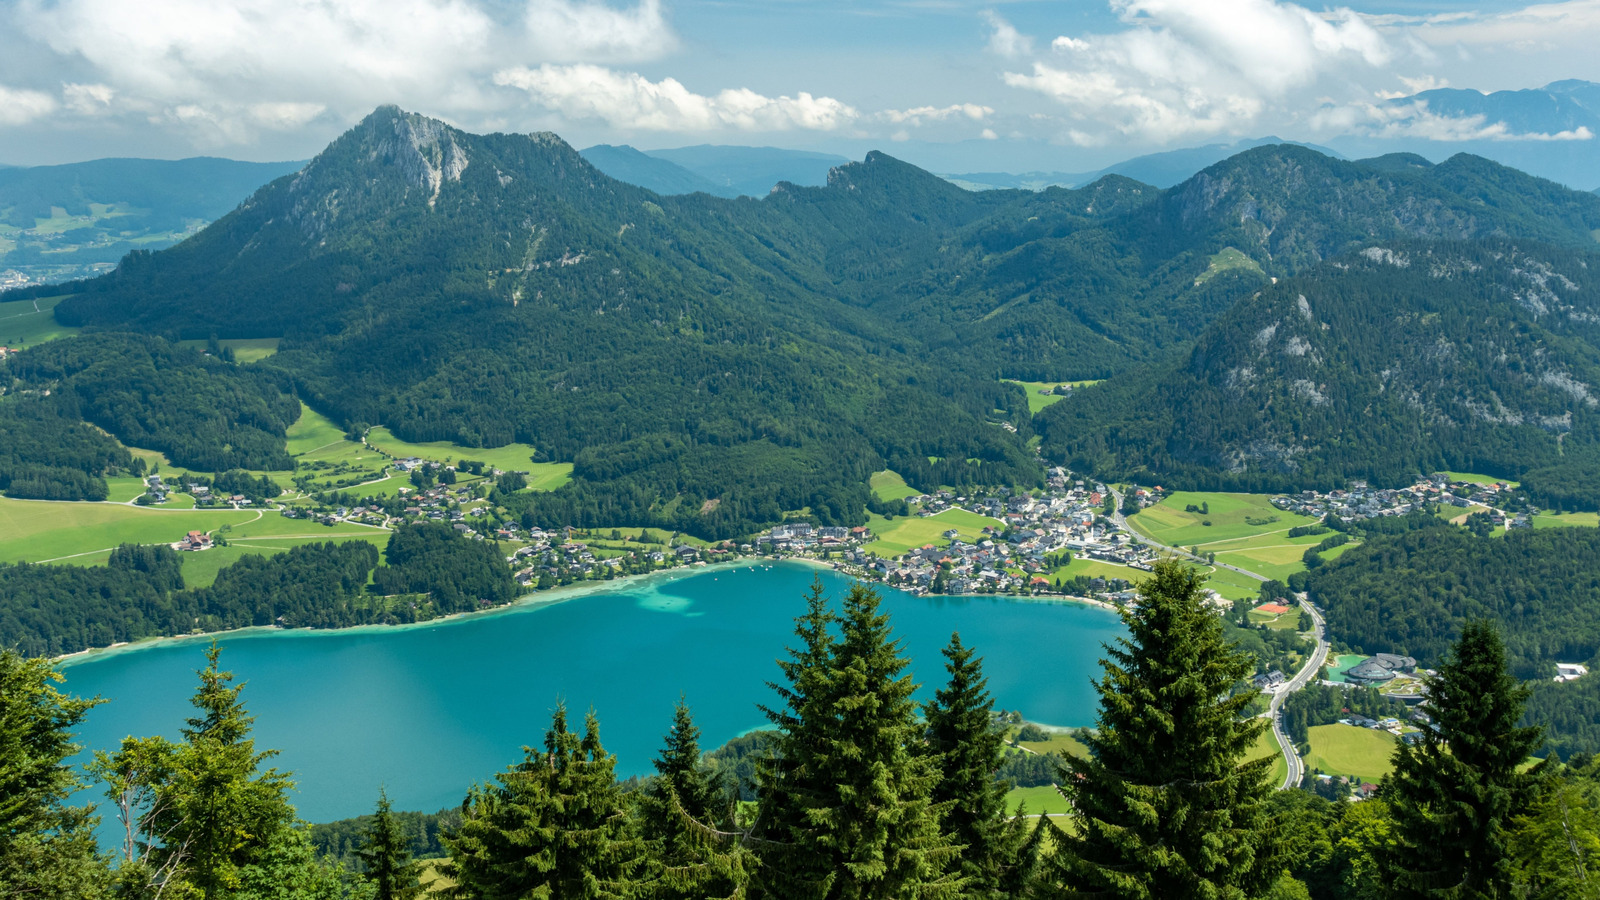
[0, 525, 514, 657]
[11, 108, 1600, 532]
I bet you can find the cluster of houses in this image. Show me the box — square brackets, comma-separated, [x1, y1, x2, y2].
[757, 470, 1157, 599]
[1271, 474, 1529, 527]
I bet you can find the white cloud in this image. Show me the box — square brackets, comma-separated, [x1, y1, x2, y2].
[879, 103, 992, 125]
[983, 11, 1033, 57]
[524, 0, 676, 62]
[1003, 0, 1393, 143]
[494, 64, 858, 131]
[0, 85, 57, 125]
[61, 82, 114, 115]
[1325, 100, 1596, 141]
[7, 0, 675, 144]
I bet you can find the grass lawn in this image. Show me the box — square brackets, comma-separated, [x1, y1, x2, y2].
[1048, 556, 1146, 584]
[1251, 728, 1290, 786]
[1003, 379, 1103, 415]
[1128, 491, 1320, 548]
[870, 470, 921, 502]
[1318, 541, 1358, 562]
[0, 295, 79, 345]
[1195, 247, 1265, 285]
[366, 427, 572, 489]
[285, 407, 348, 456]
[104, 476, 148, 503]
[1305, 724, 1398, 783]
[0, 498, 262, 565]
[1444, 471, 1519, 488]
[180, 533, 392, 588]
[1207, 537, 1323, 581]
[1019, 732, 1089, 758]
[863, 508, 1002, 557]
[1533, 511, 1600, 530]
[1193, 564, 1265, 600]
[1006, 784, 1070, 816]
[177, 337, 282, 363]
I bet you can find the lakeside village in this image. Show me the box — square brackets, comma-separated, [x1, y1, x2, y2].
[155, 451, 1546, 609]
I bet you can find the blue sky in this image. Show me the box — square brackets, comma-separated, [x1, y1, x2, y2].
[1, 0, 1597, 170]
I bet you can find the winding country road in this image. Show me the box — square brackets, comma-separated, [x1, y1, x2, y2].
[1108, 486, 1331, 789]
[1267, 599, 1329, 789]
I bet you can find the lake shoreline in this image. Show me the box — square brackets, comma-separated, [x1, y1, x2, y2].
[52, 557, 765, 667]
[52, 554, 1121, 668]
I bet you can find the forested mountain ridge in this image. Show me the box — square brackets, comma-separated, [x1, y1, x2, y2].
[17, 106, 1600, 531]
[1041, 240, 1600, 501]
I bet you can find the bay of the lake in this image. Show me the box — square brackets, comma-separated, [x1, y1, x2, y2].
[61, 561, 1123, 823]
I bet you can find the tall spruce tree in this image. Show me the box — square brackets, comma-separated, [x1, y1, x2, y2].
[752, 579, 961, 900]
[1383, 619, 1546, 898]
[0, 650, 108, 899]
[103, 644, 303, 900]
[357, 789, 421, 900]
[1039, 559, 1275, 899]
[638, 699, 748, 899]
[923, 632, 1034, 898]
[751, 578, 841, 899]
[444, 704, 644, 899]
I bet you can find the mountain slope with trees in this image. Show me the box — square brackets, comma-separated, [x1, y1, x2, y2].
[1041, 240, 1600, 501]
[13, 107, 1600, 533]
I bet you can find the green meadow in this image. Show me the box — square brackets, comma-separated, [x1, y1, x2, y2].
[862, 508, 1002, 557]
[1304, 724, 1398, 784]
[1128, 491, 1324, 581]
[0, 498, 261, 565]
[1194, 246, 1265, 285]
[869, 470, 921, 502]
[365, 427, 572, 490]
[1003, 379, 1103, 415]
[176, 337, 282, 363]
[0, 295, 79, 345]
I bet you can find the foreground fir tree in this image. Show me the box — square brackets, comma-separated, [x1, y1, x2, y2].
[444, 705, 644, 899]
[922, 632, 1036, 898]
[1039, 559, 1275, 899]
[752, 579, 961, 900]
[1383, 619, 1546, 898]
[93, 644, 337, 900]
[357, 789, 422, 900]
[0, 649, 109, 899]
[637, 699, 748, 899]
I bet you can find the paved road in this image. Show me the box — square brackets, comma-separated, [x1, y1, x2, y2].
[1266, 598, 1329, 789]
[1109, 486, 1330, 789]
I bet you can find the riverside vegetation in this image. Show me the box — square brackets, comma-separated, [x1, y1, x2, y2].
[5, 561, 1594, 899]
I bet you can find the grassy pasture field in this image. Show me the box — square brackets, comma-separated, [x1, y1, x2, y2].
[869, 470, 921, 502]
[178, 532, 392, 588]
[1304, 724, 1398, 784]
[1253, 728, 1290, 787]
[104, 476, 148, 503]
[1128, 491, 1325, 580]
[1018, 731, 1090, 759]
[862, 507, 1002, 557]
[0, 498, 261, 565]
[176, 337, 282, 363]
[1004, 379, 1103, 415]
[1128, 491, 1320, 547]
[1195, 246, 1265, 285]
[1444, 471, 1519, 487]
[0, 295, 79, 345]
[1007, 784, 1070, 816]
[1534, 511, 1600, 529]
[285, 408, 347, 456]
[366, 427, 572, 490]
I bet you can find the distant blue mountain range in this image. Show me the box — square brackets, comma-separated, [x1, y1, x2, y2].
[580, 144, 847, 198]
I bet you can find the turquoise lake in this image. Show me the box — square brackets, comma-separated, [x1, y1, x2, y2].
[60, 562, 1124, 823]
